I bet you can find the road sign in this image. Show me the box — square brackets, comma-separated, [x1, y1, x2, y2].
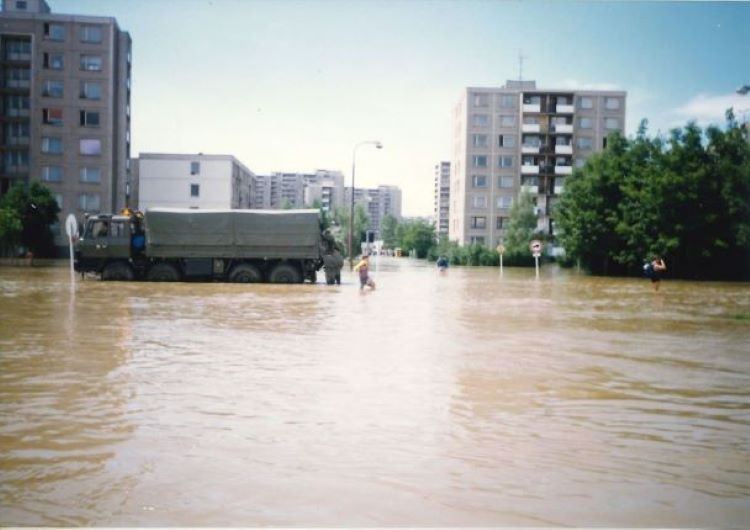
[496, 244, 505, 255]
[529, 239, 543, 254]
[65, 214, 78, 238]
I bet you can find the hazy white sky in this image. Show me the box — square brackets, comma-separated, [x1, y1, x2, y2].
[53, 0, 750, 216]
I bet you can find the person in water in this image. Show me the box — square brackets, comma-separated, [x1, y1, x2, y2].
[436, 256, 449, 271]
[353, 254, 376, 291]
[644, 255, 667, 291]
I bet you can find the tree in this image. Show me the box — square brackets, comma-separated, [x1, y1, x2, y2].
[0, 182, 60, 257]
[503, 190, 543, 265]
[557, 116, 750, 280]
[332, 205, 369, 258]
[0, 206, 22, 256]
[397, 219, 435, 258]
[380, 214, 399, 248]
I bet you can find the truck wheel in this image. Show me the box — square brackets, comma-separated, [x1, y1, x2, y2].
[228, 263, 262, 283]
[146, 262, 181, 282]
[269, 263, 302, 283]
[102, 262, 134, 281]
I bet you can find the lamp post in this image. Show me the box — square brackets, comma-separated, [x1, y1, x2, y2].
[349, 140, 382, 269]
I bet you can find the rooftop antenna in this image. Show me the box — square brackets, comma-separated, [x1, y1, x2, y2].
[518, 50, 526, 82]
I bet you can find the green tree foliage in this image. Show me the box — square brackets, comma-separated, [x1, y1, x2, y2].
[380, 214, 399, 248]
[0, 182, 60, 257]
[396, 219, 436, 258]
[332, 205, 369, 258]
[426, 237, 499, 266]
[503, 190, 544, 265]
[557, 116, 750, 280]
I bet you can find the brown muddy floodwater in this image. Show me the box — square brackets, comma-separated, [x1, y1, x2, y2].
[1, 258, 749, 527]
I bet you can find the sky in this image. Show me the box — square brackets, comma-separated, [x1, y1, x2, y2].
[50, 0, 750, 216]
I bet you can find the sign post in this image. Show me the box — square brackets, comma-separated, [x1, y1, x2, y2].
[65, 214, 78, 285]
[496, 244, 505, 277]
[529, 240, 543, 279]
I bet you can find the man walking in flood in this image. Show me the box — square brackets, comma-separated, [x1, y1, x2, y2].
[323, 248, 343, 285]
[353, 254, 376, 291]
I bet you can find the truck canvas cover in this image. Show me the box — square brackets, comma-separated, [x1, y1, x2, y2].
[145, 208, 322, 259]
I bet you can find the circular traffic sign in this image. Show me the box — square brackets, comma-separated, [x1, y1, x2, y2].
[496, 244, 505, 255]
[529, 239, 543, 253]
[65, 214, 78, 238]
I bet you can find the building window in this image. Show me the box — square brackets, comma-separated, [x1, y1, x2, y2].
[80, 55, 102, 71]
[605, 117, 620, 129]
[80, 167, 101, 183]
[41, 80, 64, 98]
[79, 193, 100, 212]
[80, 110, 100, 127]
[472, 195, 487, 209]
[41, 136, 63, 154]
[575, 158, 586, 168]
[472, 155, 488, 168]
[80, 138, 101, 155]
[470, 216, 487, 229]
[499, 94, 515, 107]
[4, 150, 29, 167]
[42, 107, 63, 126]
[190, 161, 200, 175]
[43, 52, 64, 70]
[496, 216, 508, 229]
[471, 175, 488, 188]
[473, 93, 489, 107]
[54, 193, 63, 209]
[576, 137, 593, 150]
[498, 176, 513, 188]
[605, 97, 620, 110]
[44, 23, 65, 41]
[472, 134, 488, 148]
[579, 96, 594, 109]
[190, 184, 200, 197]
[499, 115, 515, 127]
[499, 135, 516, 148]
[80, 81, 102, 100]
[469, 236, 486, 245]
[496, 196, 513, 209]
[498, 155, 514, 168]
[16, 1, 28, 9]
[80, 25, 103, 43]
[472, 114, 489, 127]
[41, 165, 63, 182]
[578, 117, 592, 129]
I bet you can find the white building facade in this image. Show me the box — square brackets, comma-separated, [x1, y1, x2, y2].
[136, 153, 254, 210]
[434, 161, 450, 237]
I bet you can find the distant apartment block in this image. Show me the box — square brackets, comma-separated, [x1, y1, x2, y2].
[450, 80, 626, 247]
[0, 0, 131, 246]
[434, 161, 450, 237]
[251, 169, 344, 211]
[136, 153, 253, 210]
[345, 184, 402, 237]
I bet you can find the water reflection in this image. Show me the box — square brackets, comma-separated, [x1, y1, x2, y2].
[1, 261, 749, 526]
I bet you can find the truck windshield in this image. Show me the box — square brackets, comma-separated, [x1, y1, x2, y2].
[85, 220, 108, 239]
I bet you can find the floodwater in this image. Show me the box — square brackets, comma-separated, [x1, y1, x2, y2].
[1, 258, 749, 527]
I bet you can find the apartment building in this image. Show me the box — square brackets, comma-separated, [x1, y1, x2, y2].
[303, 169, 344, 212]
[345, 184, 402, 237]
[251, 169, 345, 211]
[450, 80, 626, 248]
[0, 0, 131, 247]
[135, 153, 254, 210]
[433, 161, 450, 238]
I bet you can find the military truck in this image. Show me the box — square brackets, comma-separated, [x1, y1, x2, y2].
[74, 208, 328, 283]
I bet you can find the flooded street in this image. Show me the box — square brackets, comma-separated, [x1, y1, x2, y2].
[1, 258, 749, 527]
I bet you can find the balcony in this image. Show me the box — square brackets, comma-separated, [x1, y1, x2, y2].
[552, 124, 574, 134]
[556, 104, 575, 113]
[555, 144, 573, 155]
[522, 123, 541, 133]
[4, 164, 29, 175]
[555, 165, 573, 175]
[523, 104, 541, 113]
[5, 79, 30, 89]
[521, 185, 539, 194]
[554, 185, 564, 195]
[521, 165, 540, 175]
[4, 52, 31, 62]
[521, 145, 540, 154]
[5, 136, 30, 146]
[4, 108, 30, 118]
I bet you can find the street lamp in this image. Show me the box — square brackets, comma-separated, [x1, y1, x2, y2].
[349, 140, 383, 269]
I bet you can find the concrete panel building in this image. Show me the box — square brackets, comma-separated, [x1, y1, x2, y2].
[136, 153, 254, 210]
[252, 169, 345, 211]
[345, 184, 402, 237]
[434, 161, 450, 237]
[450, 80, 626, 248]
[0, 0, 131, 246]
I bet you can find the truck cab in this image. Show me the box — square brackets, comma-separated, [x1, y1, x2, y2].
[74, 213, 142, 279]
